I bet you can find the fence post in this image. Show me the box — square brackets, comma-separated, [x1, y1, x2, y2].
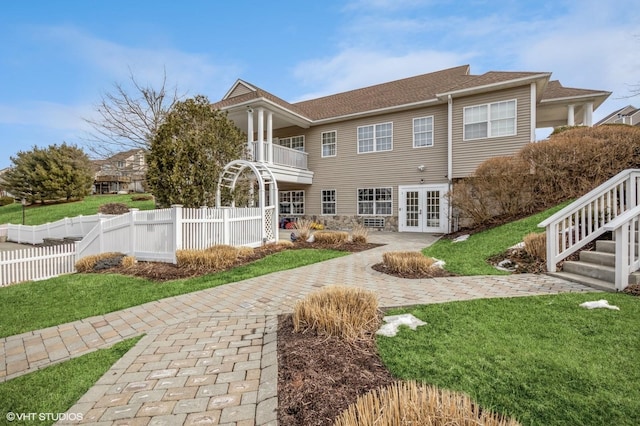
[171, 205, 183, 264]
[223, 208, 230, 245]
[614, 224, 630, 291]
[546, 224, 557, 273]
[129, 209, 139, 257]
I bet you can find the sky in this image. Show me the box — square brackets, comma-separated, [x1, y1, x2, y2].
[1, 0, 638, 169]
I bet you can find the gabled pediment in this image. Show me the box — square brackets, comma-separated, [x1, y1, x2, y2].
[223, 79, 258, 100]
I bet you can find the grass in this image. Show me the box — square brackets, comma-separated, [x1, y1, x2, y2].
[377, 292, 640, 426]
[0, 336, 142, 426]
[0, 194, 155, 226]
[0, 249, 346, 338]
[423, 201, 570, 275]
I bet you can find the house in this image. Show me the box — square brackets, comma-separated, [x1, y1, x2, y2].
[93, 149, 147, 194]
[595, 105, 640, 126]
[211, 65, 610, 233]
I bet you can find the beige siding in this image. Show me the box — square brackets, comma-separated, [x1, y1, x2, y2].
[451, 86, 532, 178]
[228, 83, 253, 98]
[276, 105, 449, 217]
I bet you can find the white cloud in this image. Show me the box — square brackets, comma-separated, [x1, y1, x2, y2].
[292, 48, 473, 101]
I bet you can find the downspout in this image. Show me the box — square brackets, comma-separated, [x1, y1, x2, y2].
[447, 95, 453, 233]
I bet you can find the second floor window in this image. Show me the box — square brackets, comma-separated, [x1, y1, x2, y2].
[279, 136, 305, 151]
[357, 122, 392, 153]
[413, 116, 434, 148]
[321, 131, 337, 157]
[464, 100, 516, 140]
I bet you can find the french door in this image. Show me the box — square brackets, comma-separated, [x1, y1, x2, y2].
[398, 184, 449, 233]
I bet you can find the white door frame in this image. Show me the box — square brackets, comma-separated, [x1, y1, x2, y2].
[398, 184, 449, 233]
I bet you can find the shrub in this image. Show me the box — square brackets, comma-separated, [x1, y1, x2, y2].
[293, 218, 314, 241]
[236, 246, 255, 258]
[351, 224, 369, 244]
[334, 381, 521, 426]
[293, 285, 379, 340]
[75, 252, 126, 272]
[313, 230, 349, 244]
[131, 194, 154, 202]
[274, 240, 294, 247]
[382, 251, 435, 275]
[0, 196, 14, 206]
[176, 245, 239, 270]
[523, 232, 546, 260]
[452, 126, 640, 228]
[98, 203, 130, 215]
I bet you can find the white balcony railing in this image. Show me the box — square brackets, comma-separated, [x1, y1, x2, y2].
[250, 142, 308, 170]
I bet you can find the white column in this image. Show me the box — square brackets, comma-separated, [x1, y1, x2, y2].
[257, 107, 264, 163]
[583, 102, 593, 127]
[567, 104, 575, 126]
[530, 82, 537, 142]
[247, 109, 254, 160]
[267, 111, 273, 164]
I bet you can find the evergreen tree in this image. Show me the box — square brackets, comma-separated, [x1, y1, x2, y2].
[146, 95, 246, 208]
[2, 143, 93, 202]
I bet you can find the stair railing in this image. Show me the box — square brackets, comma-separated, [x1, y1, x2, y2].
[603, 205, 640, 290]
[539, 169, 640, 276]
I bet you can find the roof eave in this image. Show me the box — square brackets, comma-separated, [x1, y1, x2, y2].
[540, 91, 612, 107]
[436, 73, 552, 99]
[220, 97, 312, 128]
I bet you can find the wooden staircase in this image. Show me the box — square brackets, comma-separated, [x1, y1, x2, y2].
[549, 239, 640, 292]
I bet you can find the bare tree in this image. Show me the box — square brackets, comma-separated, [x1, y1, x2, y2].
[84, 70, 183, 159]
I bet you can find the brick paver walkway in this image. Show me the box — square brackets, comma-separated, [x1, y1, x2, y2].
[0, 232, 596, 425]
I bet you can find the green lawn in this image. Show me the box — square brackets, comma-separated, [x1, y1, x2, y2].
[0, 248, 346, 338]
[0, 194, 155, 226]
[0, 336, 141, 426]
[377, 292, 640, 426]
[423, 201, 571, 275]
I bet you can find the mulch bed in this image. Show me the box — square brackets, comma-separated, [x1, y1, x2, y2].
[370, 262, 457, 278]
[277, 315, 395, 426]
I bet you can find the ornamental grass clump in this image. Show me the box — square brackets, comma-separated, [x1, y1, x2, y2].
[293, 285, 379, 341]
[523, 232, 546, 261]
[351, 224, 369, 244]
[314, 230, 350, 244]
[294, 218, 314, 241]
[334, 381, 521, 426]
[176, 244, 239, 270]
[382, 251, 436, 275]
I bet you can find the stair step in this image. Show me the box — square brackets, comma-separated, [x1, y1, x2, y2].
[596, 240, 615, 254]
[580, 250, 615, 266]
[563, 261, 615, 282]
[548, 272, 616, 292]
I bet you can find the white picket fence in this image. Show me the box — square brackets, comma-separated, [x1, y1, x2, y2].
[0, 204, 277, 286]
[0, 244, 77, 287]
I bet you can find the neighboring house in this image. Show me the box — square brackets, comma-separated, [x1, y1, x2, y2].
[595, 105, 640, 126]
[211, 65, 610, 233]
[0, 167, 12, 197]
[93, 149, 147, 194]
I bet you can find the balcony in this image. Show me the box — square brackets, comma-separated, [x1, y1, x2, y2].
[251, 142, 308, 170]
[249, 142, 313, 184]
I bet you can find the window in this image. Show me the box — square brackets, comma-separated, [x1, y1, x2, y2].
[278, 136, 305, 151]
[413, 116, 434, 148]
[321, 131, 337, 157]
[357, 122, 392, 153]
[279, 191, 305, 215]
[321, 189, 336, 215]
[357, 187, 392, 216]
[464, 100, 516, 140]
